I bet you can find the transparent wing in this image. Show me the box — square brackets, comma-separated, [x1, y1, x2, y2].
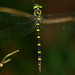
[0, 13, 35, 37]
[0, 12, 34, 25]
[0, 21, 35, 37]
[41, 12, 75, 35]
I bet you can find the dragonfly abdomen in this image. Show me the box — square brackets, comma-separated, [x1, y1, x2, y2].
[34, 8, 42, 73]
[36, 23, 41, 73]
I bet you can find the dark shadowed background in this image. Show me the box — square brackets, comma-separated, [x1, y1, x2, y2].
[0, 0, 75, 75]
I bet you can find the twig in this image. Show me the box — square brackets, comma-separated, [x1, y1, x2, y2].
[0, 50, 19, 67]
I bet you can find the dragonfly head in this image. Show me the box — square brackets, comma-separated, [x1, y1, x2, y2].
[33, 4, 42, 10]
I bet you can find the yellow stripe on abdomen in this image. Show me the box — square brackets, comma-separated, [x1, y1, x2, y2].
[36, 29, 40, 31]
[38, 51, 41, 53]
[38, 58, 41, 60]
[38, 63, 40, 65]
[37, 44, 41, 46]
[37, 36, 40, 38]
[38, 18, 41, 20]
[36, 23, 40, 25]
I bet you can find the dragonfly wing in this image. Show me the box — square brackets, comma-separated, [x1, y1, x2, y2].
[0, 12, 34, 25]
[0, 13, 35, 37]
[42, 12, 75, 19]
[41, 12, 75, 35]
[0, 20, 35, 37]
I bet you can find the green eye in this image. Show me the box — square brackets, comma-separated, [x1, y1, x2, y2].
[39, 6, 42, 8]
[33, 6, 38, 9]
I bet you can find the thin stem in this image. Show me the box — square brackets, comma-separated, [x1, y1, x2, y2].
[3, 59, 11, 64]
[1, 50, 19, 63]
[32, 0, 36, 5]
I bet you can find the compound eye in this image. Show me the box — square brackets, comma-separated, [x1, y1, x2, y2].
[33, 5, 38, 10]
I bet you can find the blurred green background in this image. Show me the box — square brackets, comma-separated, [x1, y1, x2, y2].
[0, 0, 75, 75]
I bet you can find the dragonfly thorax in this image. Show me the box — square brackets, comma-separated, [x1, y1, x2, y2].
[34, 9, 42, 23]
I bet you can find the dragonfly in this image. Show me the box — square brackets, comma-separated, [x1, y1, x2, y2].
[0, 0, 75, 73]
[0, 50, 19, 68]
